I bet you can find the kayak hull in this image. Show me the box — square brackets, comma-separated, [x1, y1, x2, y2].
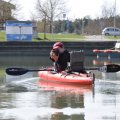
[38, 71, 94, 85]
[38, 80, 92, 94]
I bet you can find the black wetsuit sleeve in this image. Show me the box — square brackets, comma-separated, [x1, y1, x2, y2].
[58, 50, 70, 71]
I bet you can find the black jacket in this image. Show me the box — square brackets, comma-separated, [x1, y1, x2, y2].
[50, 50, 70, 71]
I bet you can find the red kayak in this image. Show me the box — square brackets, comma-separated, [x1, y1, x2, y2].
[38, 71, 95, 85]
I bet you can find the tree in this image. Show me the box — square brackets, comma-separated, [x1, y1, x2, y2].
[0, 0, 15, 22]
[0, 0, 21, 21]
[100, 2, 119, 30]
[101, 4, 115, 18]
[36, 0, 67, 33]
[10, 0, 22, 19]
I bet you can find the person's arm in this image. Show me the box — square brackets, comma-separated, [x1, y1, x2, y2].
[50, 50, 55, 62]
[50, 49, 59, 62]
[49, 49, 61, 72]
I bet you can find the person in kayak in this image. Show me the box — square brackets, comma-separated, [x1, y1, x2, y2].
[50, 42, 70, 72]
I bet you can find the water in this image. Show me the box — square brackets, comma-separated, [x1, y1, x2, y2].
[0, 56, 120, 120]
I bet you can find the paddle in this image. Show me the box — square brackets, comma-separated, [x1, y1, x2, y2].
[6, 64, 120, 76]
[6, 67, 53, 76]
[85, 64, 120, 72]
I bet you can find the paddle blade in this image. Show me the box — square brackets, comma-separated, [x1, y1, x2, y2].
[105, 64, 120, 72]
[86, 64, 120, 73]
[6, 68, 29, 76]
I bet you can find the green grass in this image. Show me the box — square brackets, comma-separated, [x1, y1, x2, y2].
[0, 31, 6, 41]
[0, 69, 5, 76]
[0, 69, 5, 83]
[33, 33, 85, 42]
[0, 32, 84, 42]
[105, 36, 120, 40]
[1, 31, 120, 41]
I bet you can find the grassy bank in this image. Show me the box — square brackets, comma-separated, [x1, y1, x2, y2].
[1, 31, 120, 41]
[33, 33, 85, 41]
[0, 31, 6, 41]
[105, 36, 120, 40]
[0, 32, 84, 41]
[0, 69, 5, 83]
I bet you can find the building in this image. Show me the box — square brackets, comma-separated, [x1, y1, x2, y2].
[6, 20, 33, 41]
[0, 0, 15, 30]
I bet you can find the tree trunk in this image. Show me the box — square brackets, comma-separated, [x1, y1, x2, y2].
[44, 16, 47, 39]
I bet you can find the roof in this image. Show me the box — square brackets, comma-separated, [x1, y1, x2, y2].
[6, 20, 33, 27]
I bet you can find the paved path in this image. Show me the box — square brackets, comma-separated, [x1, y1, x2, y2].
[84, 35, 109, 41]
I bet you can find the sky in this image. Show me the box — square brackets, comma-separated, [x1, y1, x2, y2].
[8, 0, 120, 20]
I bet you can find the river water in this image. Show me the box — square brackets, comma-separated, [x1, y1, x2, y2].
[0, 56, 120, 120]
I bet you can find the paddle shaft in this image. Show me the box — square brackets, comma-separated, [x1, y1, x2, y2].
[6, 68, 53, 76]
[6, 64, 120, 76]
[25, 69, 50, 72]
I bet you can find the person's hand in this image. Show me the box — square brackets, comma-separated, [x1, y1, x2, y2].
[50, 50, 59, 61]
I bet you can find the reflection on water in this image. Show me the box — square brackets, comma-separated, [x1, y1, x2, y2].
[0, 56, 120, 120]
[102, 72, 120, 80]
[93, 58, 120, 66]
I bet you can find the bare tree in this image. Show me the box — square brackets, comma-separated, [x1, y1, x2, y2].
[7, 0, 22, 19]
[99, 2, 117, 31]
[0, 0, 21, 21]
[36, 0, 67, 33]
[0, 0, 15, 21]
[101, 4, 115, 18]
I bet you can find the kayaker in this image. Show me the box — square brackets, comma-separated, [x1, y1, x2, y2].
[50, 42, 70, 72]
